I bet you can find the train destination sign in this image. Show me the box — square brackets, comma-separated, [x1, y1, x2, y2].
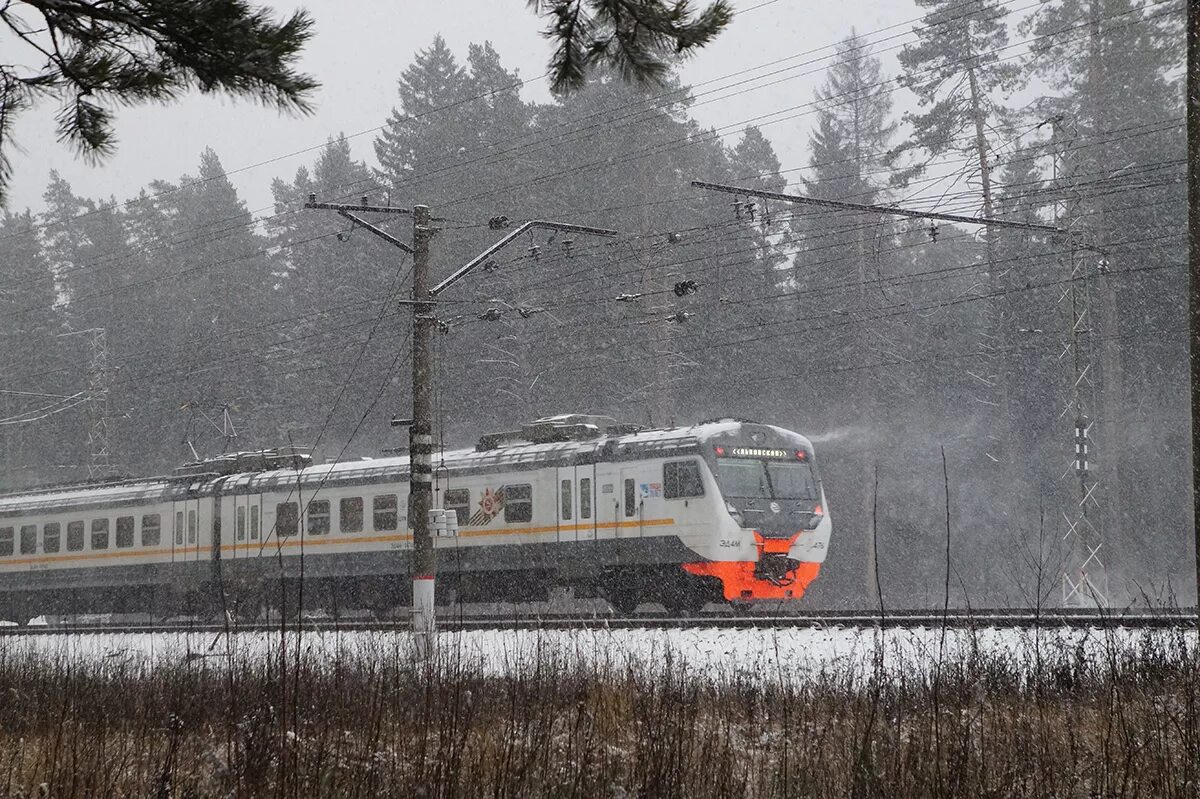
[726, 447, 788, 459]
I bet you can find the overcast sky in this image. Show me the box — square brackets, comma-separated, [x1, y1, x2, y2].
[4, 1, 954, 216]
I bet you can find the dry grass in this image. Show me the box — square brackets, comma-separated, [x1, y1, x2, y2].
[0, 627, 1197, 798]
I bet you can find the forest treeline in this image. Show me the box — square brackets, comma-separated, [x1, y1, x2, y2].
[0, 0, 1188, 606]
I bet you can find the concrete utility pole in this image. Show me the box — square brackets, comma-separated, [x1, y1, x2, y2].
[1188, 0, 1200, 607]
[305, 196, 615, 652]
[409, 204, 436, 649]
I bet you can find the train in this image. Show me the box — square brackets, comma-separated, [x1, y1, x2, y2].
[0, 415, 832, 622]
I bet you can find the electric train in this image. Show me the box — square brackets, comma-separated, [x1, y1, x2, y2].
[0, 416, 832, 620]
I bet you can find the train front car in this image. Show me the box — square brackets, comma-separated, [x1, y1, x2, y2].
[683, 422, 831, 602]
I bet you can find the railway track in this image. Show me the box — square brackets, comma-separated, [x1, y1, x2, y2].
[1, 608, 1196, 636]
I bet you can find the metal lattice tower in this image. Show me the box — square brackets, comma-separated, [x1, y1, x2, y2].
[61, 328, 114, 480]
[1053, 120, 1108, 608]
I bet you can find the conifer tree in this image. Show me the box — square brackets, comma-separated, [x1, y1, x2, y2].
[897, 0, 1018, 475]
[0, 210, 71, 485]
[0, 0, 318, 204]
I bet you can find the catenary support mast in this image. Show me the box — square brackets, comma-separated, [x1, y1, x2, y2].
[305, 196, 614, 653]
[1188, 0, 1200, 608]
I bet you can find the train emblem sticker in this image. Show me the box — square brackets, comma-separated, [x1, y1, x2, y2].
[468, 487, 505, 526]
[769, 501, 781, 514]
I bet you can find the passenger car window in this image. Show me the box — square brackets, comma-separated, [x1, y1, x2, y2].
[276, 502, 298, 537]
[444, 489, 470, 526]
[373, 495, 398, 531]
[43, 523, 61, 554]
[0, 527, 13, 557]
[250, 506, 260, 540]
[67, 521, 84, 551]
[504, 484, 532, 523]
[91, 518, 109, 550]
[142, 514, 161, 547]
[560, 479, 572, 520]
[307, 499, 330, 535]
[624, 479, 637, 518]
[20, 525, 37, 555]
[663, 460, 705, 499]
[236, 507, 246, 541]
[187, 510, 197, 544]
[340, 497, 363, 533]
[580, 478, 592, 520]
[175, 511, 183, 545]
[116, 516, 135, 548]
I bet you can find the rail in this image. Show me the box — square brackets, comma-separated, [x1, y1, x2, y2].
[1, 608, 1195, 636]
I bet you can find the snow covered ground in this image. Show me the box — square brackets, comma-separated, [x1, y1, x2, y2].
[2, 624, 1194, 682]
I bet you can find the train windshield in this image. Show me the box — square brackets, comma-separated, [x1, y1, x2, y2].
[718, 458, 819, 500]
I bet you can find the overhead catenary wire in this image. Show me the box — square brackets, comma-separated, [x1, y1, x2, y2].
[2, 0, 1161, 295]
[0, 3, 1176, 312]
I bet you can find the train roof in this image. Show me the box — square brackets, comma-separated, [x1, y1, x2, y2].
[0, 418, 813, 515]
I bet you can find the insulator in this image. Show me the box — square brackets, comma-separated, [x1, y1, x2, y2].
[482, 260, 499, 273]
[435, 319, 451, 334]
[667, 231, 683, 244]
[668, 311, 692, 324]
[744, 202, 756, 222]
[673, 280, 698, 297]
[478, 308, 503, 321]
[615, 293, 642, 302]
[928, 223, 939, 242]
[528, 244, 541, 260]
[308, 193, 316, 204]
[562, 238, 574, 257]
[1097, 257, 1111, 274]
[488, 215, 510, 230]
[518, 307, 543, 319]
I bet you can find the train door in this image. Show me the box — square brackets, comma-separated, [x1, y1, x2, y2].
[618, 468, 644, 537]
[595, 466, 620, 539]
[229, 494, 258, 560]
[577, 466, 596, 542]
[172, 497, 202, 561]
[556, 466, 578, 543]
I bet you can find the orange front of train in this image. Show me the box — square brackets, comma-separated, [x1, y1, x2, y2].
[684, 423, 832, 602]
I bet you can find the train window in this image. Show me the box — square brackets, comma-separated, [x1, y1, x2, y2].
[20, 525, 37, 555]
[373, 495, 398, 532]
[175, 511, 183, 545]
[560, 479, 572, 521]
[624, 479, 636, 518]
[340, 497, 363, 533]
[444, 489, 470, 526]
[116, 516, 135, 548]
[0, 527, 11, 557]
[68, 522, 84, 551]
[250, 506, 260, 540]
[580, 478, 592, 520]
[504, 484, 532, 524]
[236, 507, 246, 541]
[307, 500, 330, 535]
[664, 460, 705, 499]
[142, 514, 161, 547]
[43, 523, 61, 554]
[276, 502, 299, 537]
[91, 519, 110, 550]
[187, 510, 197, 544]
